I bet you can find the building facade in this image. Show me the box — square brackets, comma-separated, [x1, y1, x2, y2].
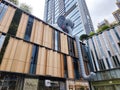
[0, 0, 92, 90]
[113, 9, 120, 23]
[116, 0, 120, 8]
[113, 0, 120, 23]
[44, 0, 94, 36]
[87, 26, 120, 90]
[97, 19, 110, 28]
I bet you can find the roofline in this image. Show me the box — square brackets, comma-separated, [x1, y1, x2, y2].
[2, 0, 84, 44]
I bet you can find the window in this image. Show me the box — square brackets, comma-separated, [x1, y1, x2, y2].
[54, 30, 60, 51]
[0, 34, 5, 51]
[24, 16, 34, 41]
[8, 9, 22, 35]
[106, 58, 111, 69]
[73, 58, 80, 79]
[29, 45, 39, 74]
[63, 54, 68, 78]
[98, 59, 106, 70]
[0, 3, 8, 21]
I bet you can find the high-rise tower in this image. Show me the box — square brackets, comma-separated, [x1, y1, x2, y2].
[116, 0, 120, 8]
[44, 0, 94, 36]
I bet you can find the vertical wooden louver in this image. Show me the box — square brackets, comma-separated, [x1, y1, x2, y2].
[43, 25, 53, 49]
[74, 41, 78, 58]
[30, 19, 44, 45]
[16, 13, 28, 39]
[36, 47, 47, 75]
[0, 6, 15, 33]
[24, 44, 33, 73]
[0, 37, 33, 73]
[60, 33, 68, 54]
[0, 38, 18, 71]
[60, 54, 64, 78]
[53, 52, 61, 77]
[67, 56, 74, 79]
[46, 50, 54, 76]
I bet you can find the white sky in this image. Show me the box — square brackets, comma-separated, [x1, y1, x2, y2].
[19, 0, 117, 30]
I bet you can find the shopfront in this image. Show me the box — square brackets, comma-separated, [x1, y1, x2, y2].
[66, 80, 89, 90]
[91, 79, 120, 90]
[0, 72, 66, 90]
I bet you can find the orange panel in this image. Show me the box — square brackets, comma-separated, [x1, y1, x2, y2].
[53, 52, 58, 68]
[36, 21, 44, 45]
[0, 59, 8, 71]
[53, 68, 58, 77]
[60, 33, 68, 54]
[46, 50, 53, 67]
[11, 61, 25, 73]
[74, 41, 78, 58]
[43, 25, 53, 48]
[46, 66, 53, 76]
[60, 54, 64, 77]
[67, 56, 74, 79]
[26, 44, 33, 63]
[24, 62, 30, 73]
[16, 13, 28, 38]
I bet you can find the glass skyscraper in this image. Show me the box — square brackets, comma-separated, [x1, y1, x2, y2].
[44, 0, 94, 36]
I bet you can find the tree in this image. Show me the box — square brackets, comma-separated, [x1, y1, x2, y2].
[20, 3, 32, 13]
[80, 34, 89, 41]
[96, 25, 110, 33]
[89, 31, 95, 37]
[8, 0, 19, 5]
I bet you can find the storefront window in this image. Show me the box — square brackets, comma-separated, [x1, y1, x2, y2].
[29, 45, 39, 74]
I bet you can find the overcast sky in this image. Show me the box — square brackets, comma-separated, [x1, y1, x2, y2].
[19, 0, 117, 30]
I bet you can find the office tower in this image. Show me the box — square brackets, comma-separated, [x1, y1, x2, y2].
[97, 19, 110, 29]
[113, 9, 120, 22]
[44, 0, 94, 36]
[116, 0, 120, 8]
[0, 0, 92, 89]
[87, 26, 120, 90]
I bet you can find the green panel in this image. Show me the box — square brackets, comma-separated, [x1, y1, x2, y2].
[92, 79, 120, 86]
[8, 9, 22, 35]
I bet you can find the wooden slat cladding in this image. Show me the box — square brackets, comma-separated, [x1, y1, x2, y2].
[0, 6, 16, 33]
[67, 56, 74, 79]
[46, 50, 54, 76]
[30, 19, 44, 45]
[43, 25, 53, 48]
[60, 54, 64, 77]
[0, 37, 33, 73]
[36, 47, 47, 75]
[74, 41, 78, 58]
[60, 33, 68, 54]
[0, 37, 15, 71]
[16, 13, 29, 38]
